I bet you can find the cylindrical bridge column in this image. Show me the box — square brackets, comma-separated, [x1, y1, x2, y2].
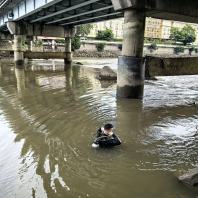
[14, 35, 24, 67]
[117, 9, 146, 99]
[64, 36, 72, 64]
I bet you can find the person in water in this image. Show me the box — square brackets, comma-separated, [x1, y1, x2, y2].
[92, 123, 121, 148]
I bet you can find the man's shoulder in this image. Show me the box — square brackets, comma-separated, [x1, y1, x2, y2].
[97, 127, 102, 132]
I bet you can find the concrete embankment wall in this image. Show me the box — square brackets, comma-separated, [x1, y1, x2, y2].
[146, 56, 198, 76]
[79, 41, 197, 56]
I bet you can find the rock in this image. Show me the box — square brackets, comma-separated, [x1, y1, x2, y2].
[100, 80, 116, 88]
[75, 62, 83, 65]
[97, 66, 117, 81]
[178, 168, 198, 186]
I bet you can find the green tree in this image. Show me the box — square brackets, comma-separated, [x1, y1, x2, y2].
[170, 25, 196, 45]
[96, 28, 114, 41]
[71, 24, 93, 51]
[182, 25, 196, 45]
[71, 36, 81, 51]
[76, 24, 93, 37]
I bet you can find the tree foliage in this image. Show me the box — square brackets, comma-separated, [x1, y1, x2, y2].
[170, 25, 196, 45]
[76, 24, 93, 37]
[96, 28, 114, 41]
[96, 43, 106, 52]
[71, 24, 93, 51]
[71, 36, 81, 51]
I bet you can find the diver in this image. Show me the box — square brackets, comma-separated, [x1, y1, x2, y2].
[92, 123, 121, 148]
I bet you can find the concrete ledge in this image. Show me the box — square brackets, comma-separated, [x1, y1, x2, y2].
[24, 51, 71, 59]
[146, 56, 198, 76]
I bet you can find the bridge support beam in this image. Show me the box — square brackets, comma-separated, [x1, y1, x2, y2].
[64, 27, 75, 64]
[13, 35, 24, 67]
[117, 9, 145, 99]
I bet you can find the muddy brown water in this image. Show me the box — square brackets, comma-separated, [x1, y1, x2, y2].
[0, 59, 197, 198]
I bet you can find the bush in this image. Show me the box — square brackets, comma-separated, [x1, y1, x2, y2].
[118, 44, 122, 51]
[96, 43, 105, 52]
[147, 42, 158, 52]
[71, 36, 81, 51]
[96, 29, 114, 41]
[174, 46, 184, 55]
[32, 39, 43, 47]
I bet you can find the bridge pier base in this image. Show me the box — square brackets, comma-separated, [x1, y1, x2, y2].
[14, 35, 24, 68]
[64, 37, 72, 64]
[117, 9, 145, 99]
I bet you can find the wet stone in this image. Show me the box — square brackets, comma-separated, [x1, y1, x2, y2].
[97, 66, 117, 80]
[178, 168, 198, 186]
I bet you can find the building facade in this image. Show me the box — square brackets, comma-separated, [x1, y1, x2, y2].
[89, 19, 124, 39]
[88, 18, 198, 43]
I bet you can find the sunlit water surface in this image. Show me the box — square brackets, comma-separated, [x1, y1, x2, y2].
[0, 58, 197, 198]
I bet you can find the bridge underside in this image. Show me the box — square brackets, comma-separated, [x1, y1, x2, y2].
[0, 0, 123, 32]
[0, 0, 198, 33]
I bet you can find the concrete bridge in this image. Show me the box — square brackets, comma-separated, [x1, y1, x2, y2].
[0, 0, 198, 99]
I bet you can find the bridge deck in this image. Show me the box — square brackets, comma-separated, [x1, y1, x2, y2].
[0, 0, 123, 31]
[1, 0, 198, 33]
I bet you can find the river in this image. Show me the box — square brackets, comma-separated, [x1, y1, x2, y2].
[0, 58, 197, 198]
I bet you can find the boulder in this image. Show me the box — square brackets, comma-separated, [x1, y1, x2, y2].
[100, 80, 116, 88]
[178, 168, 198, 186]
[97, 66, 117, 80]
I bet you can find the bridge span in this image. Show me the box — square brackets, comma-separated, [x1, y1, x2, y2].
[0, 0, 198, 99]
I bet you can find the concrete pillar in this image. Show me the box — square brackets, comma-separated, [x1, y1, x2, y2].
[26, 36, 33, 52]
[64, 37, 72, 64]
[52, 39, 56, 51]
[13, 35, 24, 67]
[117, 9, 146, 99]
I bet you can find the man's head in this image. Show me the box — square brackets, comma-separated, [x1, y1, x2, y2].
[104, 123, 114, 133]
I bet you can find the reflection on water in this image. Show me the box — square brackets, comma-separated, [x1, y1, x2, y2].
[0, 59, 197, 198]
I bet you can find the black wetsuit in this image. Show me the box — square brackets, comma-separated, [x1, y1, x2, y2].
[94, 128, 121, 147]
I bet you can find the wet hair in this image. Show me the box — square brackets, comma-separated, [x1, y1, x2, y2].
[104, 123, 114, 130]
